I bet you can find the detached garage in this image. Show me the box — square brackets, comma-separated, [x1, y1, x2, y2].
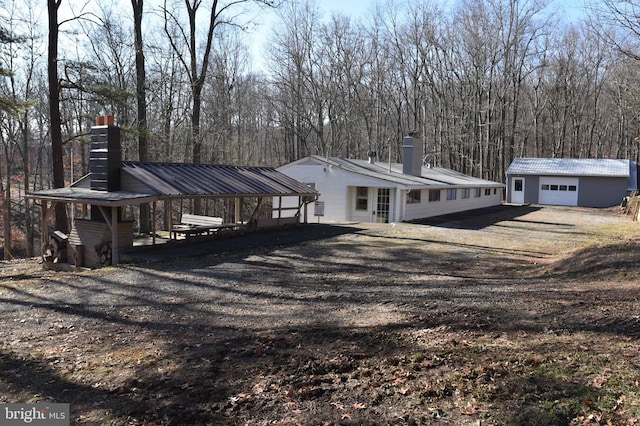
[506, 158, 638, 207]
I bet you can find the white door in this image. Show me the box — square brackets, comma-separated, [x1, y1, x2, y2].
[538, 177, 579, 206]
[511, 178, 525, 204]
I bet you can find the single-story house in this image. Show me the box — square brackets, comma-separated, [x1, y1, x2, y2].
[275, 135, 504, 223]
[505, 158, 638, 207]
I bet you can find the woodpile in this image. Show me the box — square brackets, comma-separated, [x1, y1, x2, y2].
[94, 242, 112, 267]
[623, 191, 640, 221]
[42, 231, 68, 265]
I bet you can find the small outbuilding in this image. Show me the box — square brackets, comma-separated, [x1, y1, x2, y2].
[505, 158, 638, 207]
[275, 135, 504, 223]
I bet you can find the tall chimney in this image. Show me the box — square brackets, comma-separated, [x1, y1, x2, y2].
[402, 132, 423, 177]
[90, 115, 121, 192]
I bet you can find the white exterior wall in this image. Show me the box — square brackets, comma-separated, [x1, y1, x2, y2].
[276, 163, 351, 222]
[277, 162, 398, 222]
[277, 159, 504, 223]
[403, 188, 503, 221]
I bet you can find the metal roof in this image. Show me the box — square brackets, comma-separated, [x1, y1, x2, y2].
[305, 156, 504, 188]
[506, 158, 633, 177]
[122, 161, 319, 198]
[25, 187, 158, 206]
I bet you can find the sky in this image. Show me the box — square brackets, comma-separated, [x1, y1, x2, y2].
[246, 0, 587, 73]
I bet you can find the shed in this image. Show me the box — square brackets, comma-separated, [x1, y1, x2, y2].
[275, 135, 504, 223]
[27, 118, 318, 268]
[505, 158, 638, 207]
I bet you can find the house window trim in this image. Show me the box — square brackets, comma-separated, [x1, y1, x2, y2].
[355, 186, 368, 211]
[406, 189, 421, 204]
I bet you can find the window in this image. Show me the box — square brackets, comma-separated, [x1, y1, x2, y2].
[514, 179, 523, 191]
[484, 188, 491, 196]
[494, 188, 497, 194]
[541, 184, 549, 190]
[406, 189, 421, 204]
[447, 189, 457, 200]
[429, 189, 441, 202]
[568, 185, 577, 191]
[559, 185, 568, 191]
[461, 188, 470, 199]
[550, 185, 558, 190]
[475, 188, 481, 198]
[356, 187, 368, 210]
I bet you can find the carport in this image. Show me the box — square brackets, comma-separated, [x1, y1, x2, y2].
[27, 118, 318, 268]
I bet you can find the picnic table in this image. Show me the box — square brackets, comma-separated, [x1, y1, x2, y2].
[171, 214, 238, 239]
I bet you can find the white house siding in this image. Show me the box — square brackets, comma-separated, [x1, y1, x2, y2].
[276, 170, 400, 223]
[404, 188, 503, 221]
[277, 157, 505, 223]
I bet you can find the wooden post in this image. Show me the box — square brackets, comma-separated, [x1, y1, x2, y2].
[111, 206, 119, 265]
[152, 201, 157, 245]
[303, 197, 308, 224]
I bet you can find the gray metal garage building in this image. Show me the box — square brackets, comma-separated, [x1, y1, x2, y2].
[506, 158, 638, 207]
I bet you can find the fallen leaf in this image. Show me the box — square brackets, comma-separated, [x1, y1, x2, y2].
[341, 413, 352, 420]
[353, 402, 366, 410]
[462, 406, 480, 415]
[398, 387, 410, 395]
[592, 376, 608, 389]
[330, 402, 344, 410]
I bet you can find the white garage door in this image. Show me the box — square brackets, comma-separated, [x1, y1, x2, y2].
[538, 177, 579, 206]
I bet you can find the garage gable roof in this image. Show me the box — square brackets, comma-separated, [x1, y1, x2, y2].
[507, 158, 633, 177]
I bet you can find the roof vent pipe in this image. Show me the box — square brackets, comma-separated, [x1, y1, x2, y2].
[402, 132, 423, 177]
[368, 150, 377, 164]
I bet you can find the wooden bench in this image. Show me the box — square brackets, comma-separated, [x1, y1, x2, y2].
[171, 214, 237, 239]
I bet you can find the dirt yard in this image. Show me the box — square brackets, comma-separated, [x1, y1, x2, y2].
[1, 205, 639, 425]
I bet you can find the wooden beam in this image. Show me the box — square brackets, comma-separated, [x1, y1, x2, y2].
[111, 206, 119, 265]
[152, 201, 157, 245]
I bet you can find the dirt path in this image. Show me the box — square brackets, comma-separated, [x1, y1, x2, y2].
[1, 206, 639, 425]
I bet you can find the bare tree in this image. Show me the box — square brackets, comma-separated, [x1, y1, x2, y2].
[132, 0, 151, 233]
[48, 0, 69, 234]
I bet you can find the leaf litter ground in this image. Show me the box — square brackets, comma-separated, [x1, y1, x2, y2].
[1, 205, 639, 425]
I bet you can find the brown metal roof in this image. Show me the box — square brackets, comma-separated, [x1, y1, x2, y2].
[122, 161, 318, 198]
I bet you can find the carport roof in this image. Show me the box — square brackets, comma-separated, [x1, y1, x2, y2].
[507, 158, 633, 177]
[27, 161, 318, 205]
[122, 161, 318, 198]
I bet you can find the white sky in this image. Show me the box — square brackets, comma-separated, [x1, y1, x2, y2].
[247, 0, 587, 73]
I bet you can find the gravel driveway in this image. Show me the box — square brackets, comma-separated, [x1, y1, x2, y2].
[1, 205, 638, 425]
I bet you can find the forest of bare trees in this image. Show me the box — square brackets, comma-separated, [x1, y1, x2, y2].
[1, 0, 640, 258]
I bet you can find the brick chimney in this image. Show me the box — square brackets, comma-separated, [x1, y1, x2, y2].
[90, 115, 121, 192]
[402, 132, 423, 177]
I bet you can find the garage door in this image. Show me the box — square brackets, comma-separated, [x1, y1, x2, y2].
[538, 177, 579, 206]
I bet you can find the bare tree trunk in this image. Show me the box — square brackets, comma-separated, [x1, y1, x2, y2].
[48, 0, 68, 235]
[132, 0, 151, 234]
